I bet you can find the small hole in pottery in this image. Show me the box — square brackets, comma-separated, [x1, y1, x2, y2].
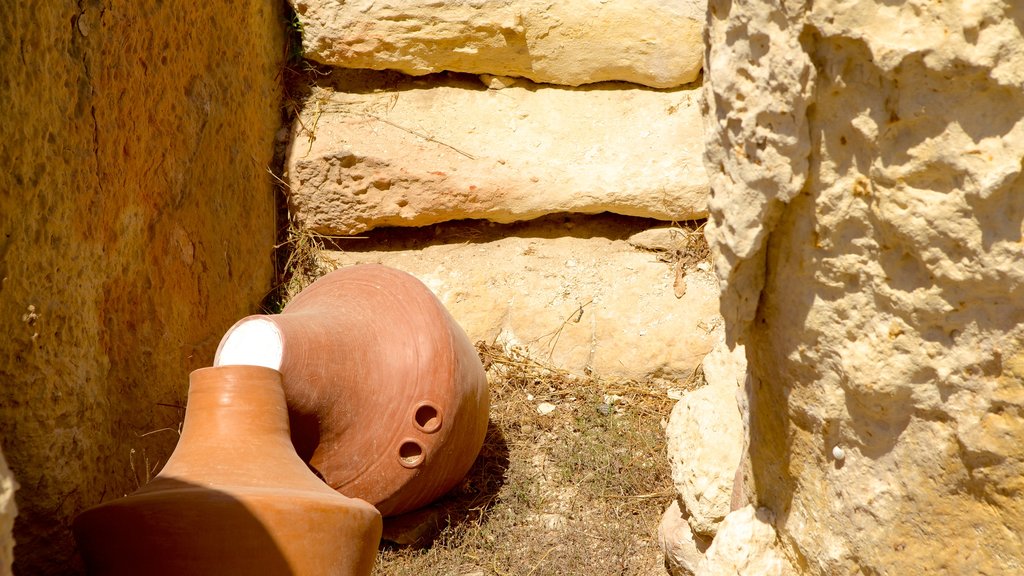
[398, 440, 424, 468]
[414, 403, 442, 433]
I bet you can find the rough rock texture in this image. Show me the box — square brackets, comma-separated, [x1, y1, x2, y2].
[292, 0, 704, 88]
[322, 215, 721, 381]
[665, 342, 744, 537]
[0, 3, 283, 573]
[0, 448, 15, 576]
[705, 0, 1024, 573]
[695, 506, 794, 576]
[657, 500, 709, 576]
[288, 71, 707, 235]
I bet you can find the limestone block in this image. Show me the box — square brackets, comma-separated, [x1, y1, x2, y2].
[657, 500, 709, 576]
[0, 448, 16, 576]
[0, 2, 282, 572]
[292, 0, 705, 88]
[665, 342, 744, 537]
[322, 215, 721, 381]
[705, 0, 1024, 573]
[695, 506, 794, 576]
[288, 72, 707, 235]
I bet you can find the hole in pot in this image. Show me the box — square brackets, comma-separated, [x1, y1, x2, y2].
[398, 440, 424, 468]
[413, 402, 442, 433]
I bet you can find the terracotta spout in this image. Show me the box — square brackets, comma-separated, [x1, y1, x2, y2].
[73, 365, 382, 575]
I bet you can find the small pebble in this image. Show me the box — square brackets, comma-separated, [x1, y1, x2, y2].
[537, 402, 557, 415]
[832, 445, 845, 461]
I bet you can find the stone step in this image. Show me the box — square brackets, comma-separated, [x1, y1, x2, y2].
[292, 0, 704, 88]
[315, 215, 722, 382]
[287, 71, 708, 236]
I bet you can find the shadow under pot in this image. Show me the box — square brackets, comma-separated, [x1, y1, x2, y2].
[73, 365, 382, 575]
[215, 264, 490, 517]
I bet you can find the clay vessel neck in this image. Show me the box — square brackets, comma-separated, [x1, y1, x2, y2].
[142, 365, 326, 493]
[180, 365, 291, 443]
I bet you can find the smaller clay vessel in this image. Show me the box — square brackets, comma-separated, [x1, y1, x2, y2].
[215, 264, 490, 516]
[73, 365, 382, 575]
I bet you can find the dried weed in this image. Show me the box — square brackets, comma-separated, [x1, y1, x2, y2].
[658, 221, 711, 271]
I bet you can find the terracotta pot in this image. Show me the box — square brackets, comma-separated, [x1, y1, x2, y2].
[214, 264, 490, 516]
[73, 365, 382, 575]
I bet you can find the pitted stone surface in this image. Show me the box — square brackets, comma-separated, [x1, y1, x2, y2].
[704, 0, 1024, 573]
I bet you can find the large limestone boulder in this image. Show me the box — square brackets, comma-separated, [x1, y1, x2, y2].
[705, 0, 1024, 573]
[665, 342, 745, 538]
[657, 500, 709, 576]
[695, 506, 795, 576]
[322, 215, 720, 381]
[288, 71, 707, 235]
[292, 0, 705, 88]
[0, 448, 15, 576]
[0, 2, 283, 572]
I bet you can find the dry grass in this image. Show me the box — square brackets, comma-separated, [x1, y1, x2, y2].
[651, 221, 712, 300]
[659, 221, 711, 271]
[274, 224, 333, 305]
[372, 344, 703, 576]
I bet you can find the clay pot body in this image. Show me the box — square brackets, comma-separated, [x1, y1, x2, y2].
[73, 365, 382, 575]
[215, 264, 490, 516]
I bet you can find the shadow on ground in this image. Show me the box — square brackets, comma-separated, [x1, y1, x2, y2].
[380, 420, 510, 549]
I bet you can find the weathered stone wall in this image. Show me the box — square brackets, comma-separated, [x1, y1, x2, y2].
[0, 1, 284, 573]
[704, 0, 1024, 573]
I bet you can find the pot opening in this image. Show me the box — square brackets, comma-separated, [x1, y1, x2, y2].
[215, 317, 285, 371]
